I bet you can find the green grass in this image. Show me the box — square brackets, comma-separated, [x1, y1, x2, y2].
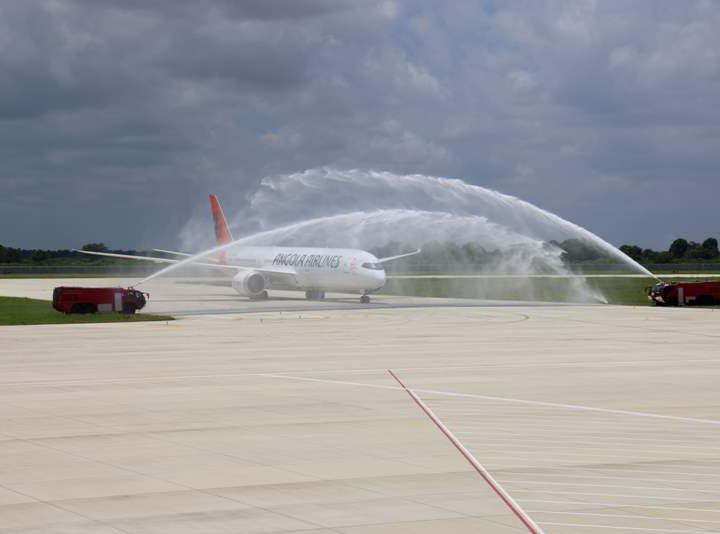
[0, 297, 174, 326]
[586, 278, 655, 305]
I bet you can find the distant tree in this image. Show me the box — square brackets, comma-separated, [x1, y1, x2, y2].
[702, 237, 719, 259]
[1, 246, 22, 263]
[31, 250, 48, 262]
[685, 242, 708, 260]
[619, 245, 643, 262]
[669, 238, 689, 259]
[557, 239, 604, 262]
[81, 243, 108, 252]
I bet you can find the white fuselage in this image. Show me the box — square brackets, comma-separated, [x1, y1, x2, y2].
[228, 246, 386, 293]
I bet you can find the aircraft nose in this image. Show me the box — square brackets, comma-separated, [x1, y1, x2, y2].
[376, 269, 387, 288]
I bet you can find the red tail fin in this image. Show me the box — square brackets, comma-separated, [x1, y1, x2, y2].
[209, 194, 233, 264]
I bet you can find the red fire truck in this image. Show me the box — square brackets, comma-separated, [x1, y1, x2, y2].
[52, 287, 148, 314]
[647, 281, 720, 306]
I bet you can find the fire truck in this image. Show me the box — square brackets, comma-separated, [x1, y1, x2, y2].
[52, 287, 148, 314]
[647, 281, 720, 306]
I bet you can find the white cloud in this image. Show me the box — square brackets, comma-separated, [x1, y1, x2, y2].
[399, 62, 441, 96]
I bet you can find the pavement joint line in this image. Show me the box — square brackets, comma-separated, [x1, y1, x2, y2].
[0, 479, 135, 534]
[0, 431, 336, 533]
[13, 355, 713, 387]
[452, 427, 720, 440]
[0, 400, 493, 529]
[512, 488, 720, 502]
[499, 478, 720, 495]
[387, 369, 544, 534]
[458, 445, 720, 460]
[482, 472, 720, 488]
[536, 521, 715, 533]
[457, 444, 720, 459]
[447, 419, 720, 430]
[441, 412, 720, 423]
[573, 465, 720, 479]
[258, 372, 720, 426]
[526, 509, 720, 525]
[453, 428, 720, 442]
[521, 499, 720, 514]
[486, 462, 720, 481]
[439, 413, 720, 424]
[443, 453, 720, 470]
[451, 434, 720, 451]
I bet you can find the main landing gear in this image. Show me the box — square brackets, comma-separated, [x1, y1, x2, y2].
[305, 290, 326, 300]
[360, 292, 371, 304]
[250, 290, 269, 300]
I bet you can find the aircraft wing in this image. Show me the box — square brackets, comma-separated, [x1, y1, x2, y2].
[377, 249, 422, 264]
[73, 249, 294, 275]
[152, 248, 194, 257]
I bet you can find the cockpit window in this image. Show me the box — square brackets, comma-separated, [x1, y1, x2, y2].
[362, 262, 384, 270]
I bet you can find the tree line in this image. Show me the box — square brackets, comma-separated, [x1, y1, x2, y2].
[548, 238, 719, 264]
[2, 237, 719, 267]
[0, 243, 139, 264]
[618, 238, 719, 264]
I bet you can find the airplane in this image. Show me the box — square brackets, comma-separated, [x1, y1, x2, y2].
[75, 194, 420, 303]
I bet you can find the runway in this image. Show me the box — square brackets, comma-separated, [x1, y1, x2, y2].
[1, 278, 719, 533]
[0, 277, 584, 316]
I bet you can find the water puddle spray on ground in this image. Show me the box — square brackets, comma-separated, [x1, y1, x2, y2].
[153, 168, 657, 303]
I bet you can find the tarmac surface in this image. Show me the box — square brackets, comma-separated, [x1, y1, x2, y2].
[1, 278, 720, 533]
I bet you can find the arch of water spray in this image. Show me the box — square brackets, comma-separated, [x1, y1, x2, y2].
[149, 168, 656, 302]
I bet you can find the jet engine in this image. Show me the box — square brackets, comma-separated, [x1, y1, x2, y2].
[232, 271, 267, 299]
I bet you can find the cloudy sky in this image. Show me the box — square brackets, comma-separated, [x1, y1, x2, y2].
[2, 0, 718, 249]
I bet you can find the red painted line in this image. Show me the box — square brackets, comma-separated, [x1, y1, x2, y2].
[388, 369, 544, 534]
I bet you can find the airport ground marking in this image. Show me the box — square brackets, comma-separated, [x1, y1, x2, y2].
[526, 510, 720, 525]
[4, 355, 719, 387]
[512, 488, 717, 502]
[537, 522, 713, 533]
[387, 369, 544, 534]
[258, 372, 720, 426]
[452, 433, 720, 453]
[522, 499, 720, 515]
[452, 430, 720, 449]
[499, 477, 720, 494]
[479, 470, 720, 488]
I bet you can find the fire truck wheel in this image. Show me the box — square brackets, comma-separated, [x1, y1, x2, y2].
[122, 303, 137, 315]
[697, 295, 713, 306]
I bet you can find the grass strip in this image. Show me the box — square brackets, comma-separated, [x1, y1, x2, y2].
[0, 296, 174, 325]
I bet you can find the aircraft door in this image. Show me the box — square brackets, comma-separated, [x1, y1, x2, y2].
[347, 256, 359, 275]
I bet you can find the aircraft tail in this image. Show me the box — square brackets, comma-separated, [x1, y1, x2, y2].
[209, 194, 234, 264]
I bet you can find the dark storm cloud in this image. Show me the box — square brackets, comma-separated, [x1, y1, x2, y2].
[1, 0, 719, 249]
[160, 33, 308, 88]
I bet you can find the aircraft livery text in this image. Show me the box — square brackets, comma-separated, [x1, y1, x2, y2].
[272, 253, 342, 269]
